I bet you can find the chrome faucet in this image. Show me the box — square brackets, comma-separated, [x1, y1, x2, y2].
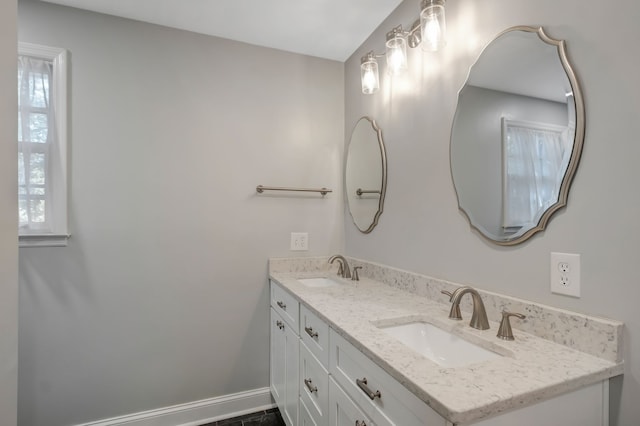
[328, 255, 351, 279]
[446, 286, 490, 330]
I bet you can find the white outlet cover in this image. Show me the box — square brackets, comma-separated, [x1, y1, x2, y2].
[550, 252, 580, 297]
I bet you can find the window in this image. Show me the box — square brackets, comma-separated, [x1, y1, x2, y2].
[502, 118, 570, 234]
[18, 43, 69, 247]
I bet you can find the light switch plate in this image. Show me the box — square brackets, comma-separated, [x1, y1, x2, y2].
[290, 232, 308, 251]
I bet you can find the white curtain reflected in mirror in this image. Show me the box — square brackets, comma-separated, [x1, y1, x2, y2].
[346, 117, 387, 233]
[502, 119, 571, 235]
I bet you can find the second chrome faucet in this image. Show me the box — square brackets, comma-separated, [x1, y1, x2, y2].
[444, 286, 490, 330]
[328, 254, 351, 279]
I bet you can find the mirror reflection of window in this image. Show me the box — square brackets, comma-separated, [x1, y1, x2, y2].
[502, 119, 570, 234]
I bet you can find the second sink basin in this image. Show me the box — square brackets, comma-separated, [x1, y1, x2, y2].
[298, 277, 342, 288]
[379, 322, 501, 367]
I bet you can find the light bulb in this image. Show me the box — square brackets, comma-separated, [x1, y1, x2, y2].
[420, 0, 446, 52]
[385, 27, 408, 75]
[360, 53, 379, 94]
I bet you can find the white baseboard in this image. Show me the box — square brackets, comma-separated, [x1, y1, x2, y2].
[74, 387, 275, 426]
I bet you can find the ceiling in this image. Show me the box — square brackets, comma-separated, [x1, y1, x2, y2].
[41, 0, 404, 62]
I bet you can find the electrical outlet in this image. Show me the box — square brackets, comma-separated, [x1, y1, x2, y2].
[550, 252, 580, 297]
[290, 232, 308, 251]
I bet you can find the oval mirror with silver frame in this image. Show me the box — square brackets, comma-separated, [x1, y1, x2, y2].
[450, 26, 585, 245]
[346, 117, 387, 233]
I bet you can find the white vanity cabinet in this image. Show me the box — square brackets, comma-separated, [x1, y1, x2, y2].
[269, 279, 610, 426]
[270, 283, 300, 426]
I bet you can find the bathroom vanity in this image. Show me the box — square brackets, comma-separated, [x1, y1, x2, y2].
[269, 257, 623, 426]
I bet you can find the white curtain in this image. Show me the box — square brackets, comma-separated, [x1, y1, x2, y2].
[18, 55, 55, 232]
[504, 124, 569, 229]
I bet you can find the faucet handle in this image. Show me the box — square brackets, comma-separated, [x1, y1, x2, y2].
[497, 311, 526, 341]
[352, 266, 362, 281]
[335, 261, 344, 277]
[440, 290, 462, 320]
[441, 290, 453, 299]
[442, 290, 462, 320]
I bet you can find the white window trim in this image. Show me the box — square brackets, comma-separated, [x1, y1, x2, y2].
[18, 42, 70, 247]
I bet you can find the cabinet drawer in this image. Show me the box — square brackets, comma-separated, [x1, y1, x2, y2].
[300, 305, 330, 368]
[300, 398, 320, 426]
[329, 329, 445, 426]
[271, 281, 299, 329]
[328, 377, 374, 426]
[300, 342, 329, 426]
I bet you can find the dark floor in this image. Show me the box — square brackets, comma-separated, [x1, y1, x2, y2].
[200, 408, 286, 426]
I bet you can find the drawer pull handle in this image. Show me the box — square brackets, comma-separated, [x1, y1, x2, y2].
[356, 378, 381, 400]
[277, 301, 287, 310]
[304, 326, 319, 338]
[355, 421, 367, 426]
[304, 378, 318, 393]
[276, 320, 285, 330]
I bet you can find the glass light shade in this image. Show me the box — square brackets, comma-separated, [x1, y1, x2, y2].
[361, 54, 380, 94]
[386, 34, 408, 75]
[420, 0, 446, 52]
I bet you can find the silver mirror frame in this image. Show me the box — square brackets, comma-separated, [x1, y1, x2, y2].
[346, 117, 388, 234]
[451, 26, 585, 246]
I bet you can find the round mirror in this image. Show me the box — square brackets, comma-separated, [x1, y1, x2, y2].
[346, 117, 387, 233]
[450, 26, 584, 245]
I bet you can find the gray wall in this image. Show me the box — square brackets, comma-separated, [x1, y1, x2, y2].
[0, 0, 19, 425]
[344, 0, 640, 425]
[17, 2, 343, 425]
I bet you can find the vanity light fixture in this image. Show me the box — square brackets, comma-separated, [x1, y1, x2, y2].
[361, 51, 380, 94]
[420, 0, 447, 51]
[385, 26, 408, 75]
[360, 0, 448, 94]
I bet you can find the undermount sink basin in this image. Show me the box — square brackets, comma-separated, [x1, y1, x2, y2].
[298, 277, 342, 288]
[379, 322, 501, 367]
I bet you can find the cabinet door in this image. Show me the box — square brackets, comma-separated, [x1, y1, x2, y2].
[329, 377, 374, 426]
[270, 308, 299, 426]
[270, 308, 285, 405]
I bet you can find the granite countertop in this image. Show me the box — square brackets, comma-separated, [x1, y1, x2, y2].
[269, 267, 624, 424]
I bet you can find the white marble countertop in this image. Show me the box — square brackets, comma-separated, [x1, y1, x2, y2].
[269, 268, 624, 424]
